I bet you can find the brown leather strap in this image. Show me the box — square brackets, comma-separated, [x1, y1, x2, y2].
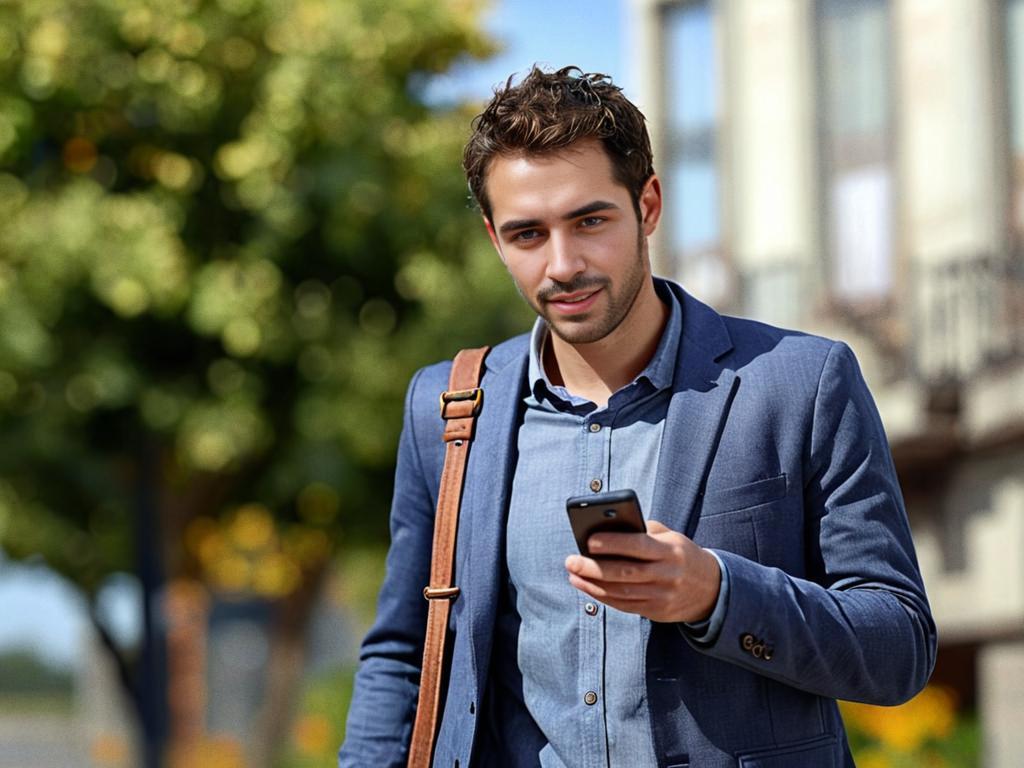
[407, 346, 489, 768]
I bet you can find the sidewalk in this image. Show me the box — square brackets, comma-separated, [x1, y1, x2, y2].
[0, 712, 89, 768]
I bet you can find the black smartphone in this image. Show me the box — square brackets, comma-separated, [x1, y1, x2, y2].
[566, 488, 646, 557]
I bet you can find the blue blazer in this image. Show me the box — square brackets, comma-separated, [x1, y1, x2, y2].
[339, 282, 936, 768]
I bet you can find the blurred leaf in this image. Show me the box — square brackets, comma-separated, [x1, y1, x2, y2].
[0, 0, 523, 594]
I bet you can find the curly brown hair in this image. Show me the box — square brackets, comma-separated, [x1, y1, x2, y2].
[463, 65, 655, 221]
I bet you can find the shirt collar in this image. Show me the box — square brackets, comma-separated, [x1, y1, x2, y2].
[526, 277, 682, 408]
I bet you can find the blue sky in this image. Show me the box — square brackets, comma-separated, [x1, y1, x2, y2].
[0, 0, 629, 669]
[0, 554, 91, 665]
[428, 0, 629, 103]
[0, 552, 139, 666]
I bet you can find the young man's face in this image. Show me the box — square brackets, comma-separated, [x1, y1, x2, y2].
[483, 138, 662, 346]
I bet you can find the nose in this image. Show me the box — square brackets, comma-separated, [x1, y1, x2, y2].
[545, 231, 586, 284]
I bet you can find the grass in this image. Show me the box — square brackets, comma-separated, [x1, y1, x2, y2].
[0, 692, 75, 717]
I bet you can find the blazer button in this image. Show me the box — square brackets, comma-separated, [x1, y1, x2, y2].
[740, 633, 774, 661]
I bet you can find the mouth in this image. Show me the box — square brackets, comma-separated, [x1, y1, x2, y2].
[545, 288, 601, 316]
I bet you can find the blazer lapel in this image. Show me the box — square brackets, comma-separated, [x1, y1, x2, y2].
[458, 337, 528, 690]
[650, 287, 739, 538]
[454, 283, 738, 690]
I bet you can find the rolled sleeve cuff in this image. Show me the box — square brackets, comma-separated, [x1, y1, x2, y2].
[680, 550, 729, 646]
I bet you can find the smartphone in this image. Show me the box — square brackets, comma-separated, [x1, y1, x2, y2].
[566, 488, 646, 557]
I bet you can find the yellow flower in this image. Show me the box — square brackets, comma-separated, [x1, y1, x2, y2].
[292, 712, 334, 757]
[229, 503, 276, 551]
[252, 551, 301, 597]
[90, 733, 129, 766]
[854, 747, 891, 768]
[169, 737, 244, 768]
[841, 685, 957, 753]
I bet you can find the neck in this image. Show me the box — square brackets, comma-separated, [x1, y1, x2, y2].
[545, 279, 668, 408]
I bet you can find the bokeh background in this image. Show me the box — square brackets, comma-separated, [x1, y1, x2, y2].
[0, 0, 1020, 766]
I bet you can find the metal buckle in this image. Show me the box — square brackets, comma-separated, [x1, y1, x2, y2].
[439, 387, 483, 418]
[423, 586, 461, 600]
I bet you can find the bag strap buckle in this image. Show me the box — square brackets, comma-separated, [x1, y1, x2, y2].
[423, 586, 461, 600]
[439, 387, 483, 419]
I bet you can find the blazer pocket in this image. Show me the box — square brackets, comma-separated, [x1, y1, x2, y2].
[701, 473, 788, 517]
[738, 734, 837, 767]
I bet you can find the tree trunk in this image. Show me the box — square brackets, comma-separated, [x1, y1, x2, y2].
[247, 560, 330, 768]
[164, 579, 211, 767]
[154, 448, 237, 766]
[137, 437, 169, 768]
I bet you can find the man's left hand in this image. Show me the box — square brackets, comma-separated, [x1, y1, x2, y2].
[564, 520, 721, 623]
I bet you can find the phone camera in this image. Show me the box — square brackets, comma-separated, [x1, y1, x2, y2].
[603, 509, 616, 518]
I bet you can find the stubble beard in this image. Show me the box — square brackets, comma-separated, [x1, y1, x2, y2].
[531, 233, 648, 346]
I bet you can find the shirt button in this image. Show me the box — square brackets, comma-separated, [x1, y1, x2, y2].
[590, 478, 603, 492]
[584, 691, 598, 705]
[584, 602, 598, 616]
[588, 422, 602, 433]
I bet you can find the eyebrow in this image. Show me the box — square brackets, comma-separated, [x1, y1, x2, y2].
[497, 200, 621, 236]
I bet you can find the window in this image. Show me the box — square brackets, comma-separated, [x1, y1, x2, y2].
[1007, 0, 1024, 247]
[663, 1, 727, 302]
[817, 0, 894, 302]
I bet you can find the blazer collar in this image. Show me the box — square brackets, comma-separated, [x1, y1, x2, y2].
[479, 279, 733, 372]
[461, 280, 738, 691]
[665, 277, 733, 366]
[651, 280, 739, 537]
[470, 279, 740, 540]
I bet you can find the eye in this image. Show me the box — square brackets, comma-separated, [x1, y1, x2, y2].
[511, 229, 542, 243]
[580, 216, 605, 228]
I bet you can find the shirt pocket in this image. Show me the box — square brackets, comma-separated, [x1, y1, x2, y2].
[700, 473, 787, 517]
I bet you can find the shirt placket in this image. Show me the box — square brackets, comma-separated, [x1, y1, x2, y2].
[579, 413, 613, 767]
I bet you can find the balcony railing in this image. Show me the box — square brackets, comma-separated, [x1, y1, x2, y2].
[911, 254, 1024, 385]
[734, 253, 1024, 388]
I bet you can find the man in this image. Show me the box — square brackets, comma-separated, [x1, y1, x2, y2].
[339, 66, 935, 767]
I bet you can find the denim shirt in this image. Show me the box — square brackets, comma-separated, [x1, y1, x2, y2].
[501, 282, 728, 767]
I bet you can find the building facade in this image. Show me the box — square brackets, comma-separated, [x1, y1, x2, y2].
[633, 0, 1024, 764]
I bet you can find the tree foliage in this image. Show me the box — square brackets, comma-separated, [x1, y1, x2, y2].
[0, 0, 529, 597]
[0, 649, 73, 696]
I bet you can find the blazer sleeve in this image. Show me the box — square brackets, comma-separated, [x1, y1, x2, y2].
[694, 341, 937, 705]
[338, 366, 439, 767]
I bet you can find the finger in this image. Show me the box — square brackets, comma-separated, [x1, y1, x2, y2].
[645, 520, 670, 534]
[587, 530, 664, 560]
[567, 573, 650, 603]
[565, 554, 653, 583]
[565, 554, 592, 575]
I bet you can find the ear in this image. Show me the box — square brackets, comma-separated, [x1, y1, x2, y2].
[484, 217, 506, 262]
[638, 175, 663, 237]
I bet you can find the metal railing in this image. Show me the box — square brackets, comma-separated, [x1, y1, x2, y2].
[732, 253, 1024, 388]
[910, 254, 1024, 385]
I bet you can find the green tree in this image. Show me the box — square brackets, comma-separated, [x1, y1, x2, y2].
[0, 649, 73, 697]
[0, 0, 529, 764]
